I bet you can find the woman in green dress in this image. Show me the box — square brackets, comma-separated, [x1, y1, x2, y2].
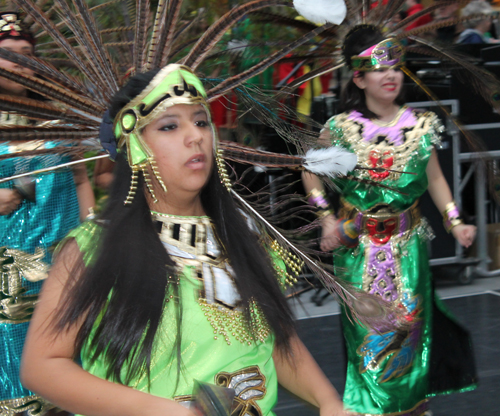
[20, 65, 347, 416]
[303, 26, 477, 416]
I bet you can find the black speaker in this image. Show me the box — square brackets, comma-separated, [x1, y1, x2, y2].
[451, 72, 500, 125]
[481, 44, 500, 62]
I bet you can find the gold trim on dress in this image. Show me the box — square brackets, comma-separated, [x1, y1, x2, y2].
[0, 395, 54, 416]
[174, 365, 267, 416]
[369, 107, 407, 128]
[339, 199, 421, 236]
[0, 247, 49, 323]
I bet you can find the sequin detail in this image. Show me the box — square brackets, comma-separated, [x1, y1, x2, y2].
[0, 394, 53, 416]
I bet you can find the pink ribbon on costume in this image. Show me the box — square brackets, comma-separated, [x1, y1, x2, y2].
[353, 44, 377, 77]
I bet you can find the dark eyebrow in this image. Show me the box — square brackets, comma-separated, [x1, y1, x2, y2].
[193, 110, 207, 118]
[158, 114, 179, 120]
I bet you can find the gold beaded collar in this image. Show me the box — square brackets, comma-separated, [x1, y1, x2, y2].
[151, 211, 276, 346]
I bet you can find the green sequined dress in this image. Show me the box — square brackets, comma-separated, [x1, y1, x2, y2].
[68, 213, 291, 416]
[326, 107, 476, 416]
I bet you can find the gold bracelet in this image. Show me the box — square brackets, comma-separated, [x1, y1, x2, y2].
[317, 209, 335, 220]
[442, 201, 463, 233]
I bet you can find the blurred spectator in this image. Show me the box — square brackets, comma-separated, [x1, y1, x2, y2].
[456, 0, 496, 44]
[405, 0, 433, 31]
[434, 0, 461, 42]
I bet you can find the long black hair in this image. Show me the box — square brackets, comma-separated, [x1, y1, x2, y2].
[54, 69, 296, 386]
[339, 25, 406, 119]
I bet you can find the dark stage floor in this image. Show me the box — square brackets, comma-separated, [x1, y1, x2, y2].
[275, 293, 500, 416]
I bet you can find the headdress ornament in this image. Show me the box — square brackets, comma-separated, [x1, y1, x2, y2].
[0, 12, 35, 46]
[350, 37, 405, 72]
[114, 65, 210, 167]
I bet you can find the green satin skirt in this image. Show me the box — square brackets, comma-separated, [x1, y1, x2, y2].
[335, 227, 476, 416]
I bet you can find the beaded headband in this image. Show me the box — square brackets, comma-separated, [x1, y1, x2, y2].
[350, 38, 406, 72]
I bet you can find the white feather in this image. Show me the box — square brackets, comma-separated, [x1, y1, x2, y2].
[293, 0, 347, 25]
[303, 146, 357, 177]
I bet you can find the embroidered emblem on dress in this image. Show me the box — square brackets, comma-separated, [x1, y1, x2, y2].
[358, 293, 422, 383]
[176, 366, 267, 416]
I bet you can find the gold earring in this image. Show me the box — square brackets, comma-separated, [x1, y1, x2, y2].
[124, 165, 139, 205]
[148, 156, 167, 193]
[216, 148, 231, 191]
[141, 162, 158, 203]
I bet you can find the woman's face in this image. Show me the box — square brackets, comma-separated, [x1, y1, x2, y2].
[0, 38, 34, 96]
[354, 68, 404, 105]
[141, 104, 214, 197]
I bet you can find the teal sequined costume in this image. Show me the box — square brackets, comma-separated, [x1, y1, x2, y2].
[0, 138, 80, 415]
[326, 107, 476, 416]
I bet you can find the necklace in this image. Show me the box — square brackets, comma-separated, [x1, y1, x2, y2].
[151, 211, 271, 345]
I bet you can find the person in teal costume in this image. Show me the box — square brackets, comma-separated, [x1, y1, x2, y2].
[0, 11, 94, 415]
[20, 66, 348, 416]
[303, 26, 478, 416]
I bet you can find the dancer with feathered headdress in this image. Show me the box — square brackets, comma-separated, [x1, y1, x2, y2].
[292, 1, 490, 414]
[0, 11, 94, 415]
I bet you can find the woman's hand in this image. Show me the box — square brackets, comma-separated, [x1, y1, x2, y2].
[0, 188, 21, 215]
[451, 224, 477, 248]
[320, 214, 340, 252]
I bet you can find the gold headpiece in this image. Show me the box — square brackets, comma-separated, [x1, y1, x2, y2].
[113, 64, 230, 204]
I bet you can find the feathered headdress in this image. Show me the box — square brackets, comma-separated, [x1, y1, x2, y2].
[0, 0, 409, 328]
[267, 0, 500, 112]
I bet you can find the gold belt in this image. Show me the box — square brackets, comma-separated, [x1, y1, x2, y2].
[339, 199, 421, 235]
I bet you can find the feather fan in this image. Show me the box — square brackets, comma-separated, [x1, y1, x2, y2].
[0, 48, 84, 94]
[407, 37, 500, 109]
[0, 67, 104, 117]
[14, 0, 99, 85]
[207, 23, 334, 101]
[0, 126, 98, 141]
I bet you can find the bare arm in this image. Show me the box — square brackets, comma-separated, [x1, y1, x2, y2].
[72, 162, 95, 221]
[273, 335, 346, 416]
[426, 149, 476, 247]
[0, 188, 21, 215]
[93, 158, 115, 190]
[21, 242, 195, 416]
